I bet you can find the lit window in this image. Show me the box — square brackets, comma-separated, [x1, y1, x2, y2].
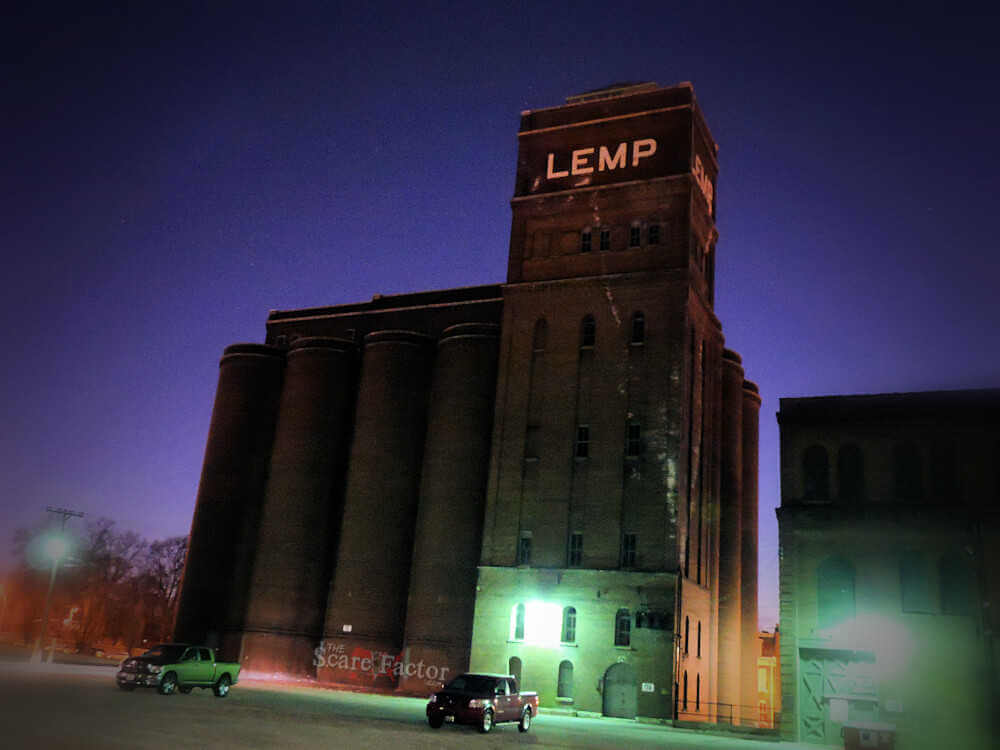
[511, 604, 525, 640]
[561, 607, 577, 643]
[517, 533, 532, 566]
[575, 426, 590, 459]
[629, 225, 641, 247]
[626, 423, 641, 457]
[630, 312, 645, 345]
[557, 660, 574, 699]
[599, 228, 611, 251]
[568, 533, 583, 567]
[580, 229, 592, 253]
[648, 224, 661, 245]
[621, 533, 637, 567]
[614, 609, 631, 647]
[580, 315, 596, 348]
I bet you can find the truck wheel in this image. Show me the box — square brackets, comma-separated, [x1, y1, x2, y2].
[479, 708, 494, 733]
[213, 675, 231, 698]
[518, 707, 532, 733]
[158, 672, 178, 695]
[427, 714, 443, 729]
[179, 686, 193, 694]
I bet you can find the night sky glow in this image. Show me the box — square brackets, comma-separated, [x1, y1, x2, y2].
[4, 3, 998, 629]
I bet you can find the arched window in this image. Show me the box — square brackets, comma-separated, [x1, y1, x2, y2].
[508, 656, 522, 690]
[817, 556, 855, 629]
[940, 552, 975, 616]
[557, 660, 574, 699]
[561, 607, 577, 643]
[510, 603, 525, 640]
[532, 319, 548, 352]
[630, 312, 645, 344]
[682, 670, 689, 711]
[838, 443, 864, 503]
[614, 609, 631, 647]
[684, 615, 690, 654]
[580, 315, 596, 348]
[900, 551, 934, 613]
[697, 621, 702, 658]
[696, 673, 701, 711]
[893, 441, 923, 501]
[803, 445, 829, 501]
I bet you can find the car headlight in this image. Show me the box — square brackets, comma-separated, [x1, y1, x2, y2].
[145, 664, 162, 675]
[428, 695, 437, 703]
[467, 699, 486, 708]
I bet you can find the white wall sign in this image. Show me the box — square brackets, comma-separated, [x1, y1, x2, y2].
[641, 682, 655, 693]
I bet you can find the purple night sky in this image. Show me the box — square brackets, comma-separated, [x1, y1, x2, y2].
[4, 3, 998, 629]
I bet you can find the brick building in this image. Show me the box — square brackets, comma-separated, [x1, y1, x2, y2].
[174, 81, 760, 721]
[777, 390, 999, 748]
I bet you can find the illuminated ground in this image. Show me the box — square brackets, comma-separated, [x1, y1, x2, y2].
[0, 661, 815, 749]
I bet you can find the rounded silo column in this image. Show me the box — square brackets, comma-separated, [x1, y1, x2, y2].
[740, 379, 762, 716]
[174, 344, 284, 653]
[241, 337, 357, 677]
[319, 330, 434, 688]
[717, 349, 744, 721]
[398, 323, 500, 695]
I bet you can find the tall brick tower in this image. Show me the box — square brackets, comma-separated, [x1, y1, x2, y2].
[470, 82, 759, 722]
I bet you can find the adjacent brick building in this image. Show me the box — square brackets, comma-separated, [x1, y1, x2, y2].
[777, 390, 999, 749]
[174, 81, 760, 721]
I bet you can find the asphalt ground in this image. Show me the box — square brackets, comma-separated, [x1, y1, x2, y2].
[0, 660, 816, 749]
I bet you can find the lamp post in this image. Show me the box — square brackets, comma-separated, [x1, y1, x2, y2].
[30, 507, 83, 664]
[31, 533, 69, 664]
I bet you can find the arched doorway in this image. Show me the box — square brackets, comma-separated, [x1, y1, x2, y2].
[602, 662, 637, 718]
[508, 656, 522, 691]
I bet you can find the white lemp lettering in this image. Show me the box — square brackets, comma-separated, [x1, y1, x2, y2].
[598, 143, 627, 171]
[547, 138, 658, 180]
[546, 153, 569, 179]
[571, 147, 594, 175]
[631, 138, 657, 166]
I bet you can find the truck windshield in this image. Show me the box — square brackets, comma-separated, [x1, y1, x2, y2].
[444, 675, 499, 694]
[141, 645, 187, 662]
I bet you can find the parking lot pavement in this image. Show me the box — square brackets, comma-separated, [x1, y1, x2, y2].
[0, 662, 813, 749]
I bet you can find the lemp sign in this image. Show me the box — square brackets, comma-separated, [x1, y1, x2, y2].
[546, 138, 658, 180]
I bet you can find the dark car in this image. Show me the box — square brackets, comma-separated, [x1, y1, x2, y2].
[426, 672, 538, 733]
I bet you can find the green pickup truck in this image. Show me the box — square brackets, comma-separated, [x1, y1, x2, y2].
[116, 644, 240, 697]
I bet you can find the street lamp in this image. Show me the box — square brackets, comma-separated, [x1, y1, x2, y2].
[30, 530, 70, 664]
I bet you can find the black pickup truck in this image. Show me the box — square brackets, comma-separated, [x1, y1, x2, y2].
[426, 673, 538, 733]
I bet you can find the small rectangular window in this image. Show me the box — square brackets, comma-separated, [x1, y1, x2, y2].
[648, 224, 661, 245]
[626, 423, 641, 457]
[599, 228, 611, 251]
[629, 225, 641, 247]
[580, 229, 592, 253]
[621, 533, 637, 567]
[517, 533, 532, 565]
[568, 533, 583, 567]
[575, 425, 590, 458]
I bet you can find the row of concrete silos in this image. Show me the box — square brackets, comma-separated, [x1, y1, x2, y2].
[174, 323, 499, 690]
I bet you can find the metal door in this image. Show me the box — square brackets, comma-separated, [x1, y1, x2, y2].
[602, 662, 637, 719]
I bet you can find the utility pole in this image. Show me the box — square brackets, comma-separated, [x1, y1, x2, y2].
[31, 506, 84, 664]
